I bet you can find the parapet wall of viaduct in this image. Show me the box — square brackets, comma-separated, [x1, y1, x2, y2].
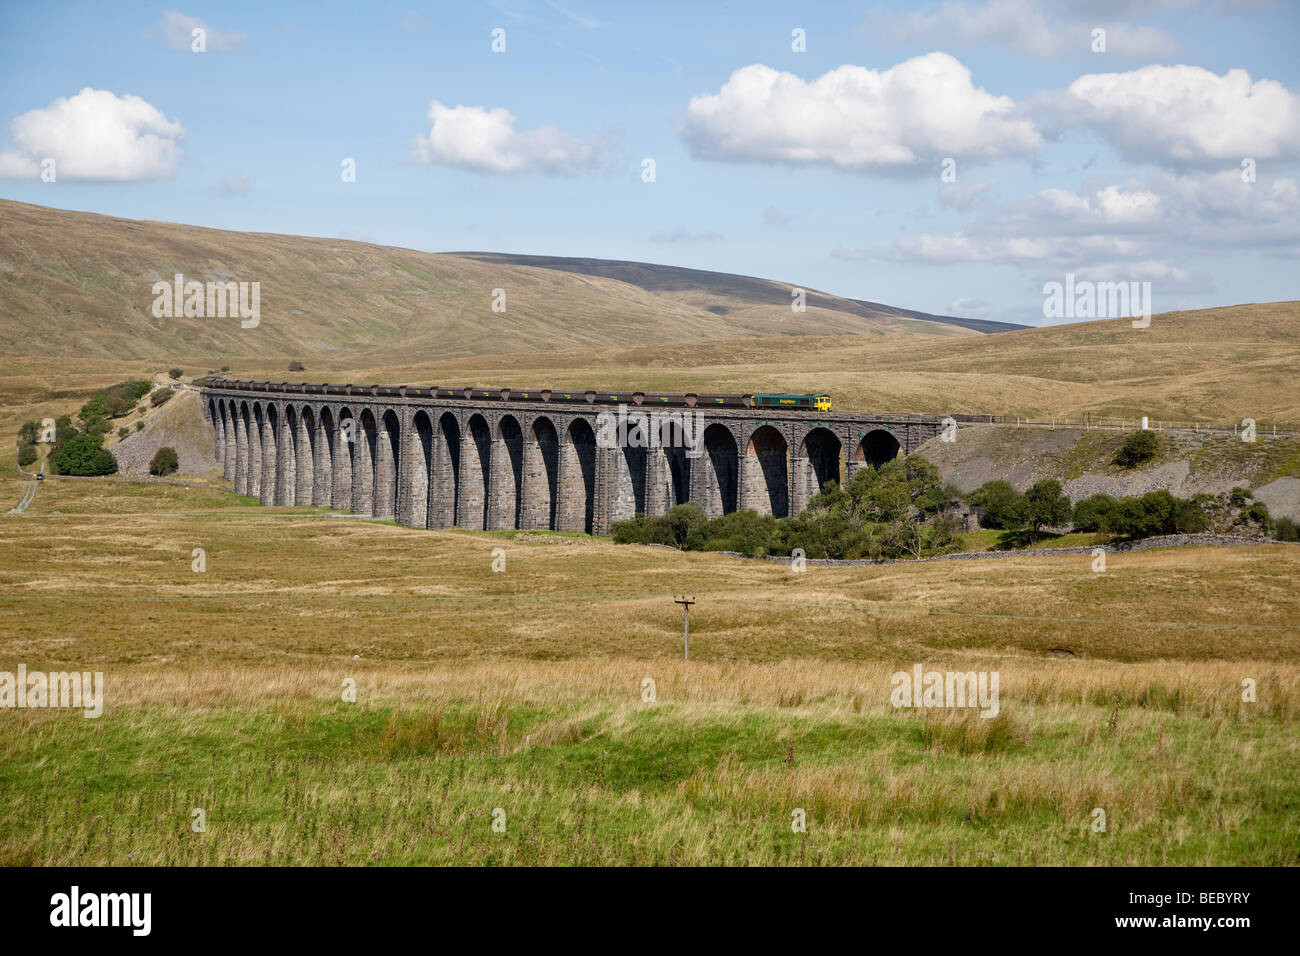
[198, 382, 950, 535]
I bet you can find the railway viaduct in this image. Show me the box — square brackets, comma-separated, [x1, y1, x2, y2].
[198, 380, 951, 535]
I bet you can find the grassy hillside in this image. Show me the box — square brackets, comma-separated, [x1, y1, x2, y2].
[1, 476, 1296, 865]
[0, 200, 980, 362]
[325, 301, 1299, 422]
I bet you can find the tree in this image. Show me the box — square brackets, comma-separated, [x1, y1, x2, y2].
[168, 368, 183, 380]
[151, 388, 174, 407]
[1115, 430, 1160, 468]
[1024, 479, 1072, 532]
[1072, 494, 1119, 532]
[662, 502, 707, 548]
[52, 433, 117, 476]
[150, 446, 179, 476]
[17, 443, 37, 467]
[968, 480, 1027, 529]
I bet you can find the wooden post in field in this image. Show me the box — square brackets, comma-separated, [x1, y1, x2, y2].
[675, 595, 695, 661]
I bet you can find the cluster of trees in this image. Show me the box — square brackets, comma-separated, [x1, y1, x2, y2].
[77, 379, 153, 435]
[613, 456, 967, 560]
[613, 451, 1291, 560]
[967, 479, 1071, 533]
[17, 414, 117, 476]
[968, 480, 1275, 540]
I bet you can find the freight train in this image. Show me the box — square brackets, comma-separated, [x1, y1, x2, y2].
[202, 379, 832, 412]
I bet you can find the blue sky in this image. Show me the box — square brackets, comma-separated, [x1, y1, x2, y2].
[1, 0, 1297, 325]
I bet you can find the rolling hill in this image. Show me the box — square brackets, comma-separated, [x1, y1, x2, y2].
[0, 200, 1010, 362]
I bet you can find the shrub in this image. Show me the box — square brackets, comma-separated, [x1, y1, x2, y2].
[150, 446, 180, 476]
[968, 480, 1026, 529]
[135, 421, 145, 432]
[150, 388, 174, 407]
[118, 427, 130, 439]
[168, 368, 183, 380]
[1072, 493, 1119, 532]
[17, 443, 37, 467]
[78, 380, 152, 424]
[1025, 479, 1072, 532]
[288, 360, 305, 372]
[1115, 430, 1160, 468]
[52, 433, 117, 476]
[1238, 501, 1271, 533]
[1275, 517, 1300, 542]
[1106, 490, 1204, 538]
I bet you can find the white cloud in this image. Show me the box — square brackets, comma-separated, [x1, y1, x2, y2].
[877, 0, 1177, 60]
[1042, 64, 1300, 166]
[887, 171, 1300, 271]
[159, 10, 245, 51]
[679, 53, 1043, 172]
[414, 100, 601, 175]
[0, 88, 184, 181]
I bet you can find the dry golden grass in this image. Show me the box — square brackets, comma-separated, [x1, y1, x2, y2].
[2, 475, 1298, 665]
[363, 300, 1300, 422]
[1, 471, 1296, 865]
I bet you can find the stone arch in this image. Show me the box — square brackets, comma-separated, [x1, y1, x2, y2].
[404, 409, 434, 529]
[489, 414, 525, 530]
[278, 405, 298, 507]
[313, 407, 334, 507]
[219, 399, 236, 482]
[646, 416, 690, 515]
[607, 409, 649, 523]
[558, 418, 596, 533]
[856, 429, 901, 471]
[353, 408, 377, 516]
[238, 401, 256, 496]
[522, 416, 560, 530]
[458, 413, 492, 530]
[208, 398, 224, 469]
[333, 408, 354, 511]
[692, 423, 738, 517]
[373, 408, 400, 519]
[794, 426, 842, 515]
[295, 406, 316, 505]
[258, 402, 278, 506]
[430, 412, 460, 529]
[742, 425, 789, 517]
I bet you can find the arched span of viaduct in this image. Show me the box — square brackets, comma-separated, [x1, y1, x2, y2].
[200, 382, 948, 535]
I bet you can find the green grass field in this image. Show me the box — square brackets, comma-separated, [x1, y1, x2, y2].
[1, 475, 1297, 865]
